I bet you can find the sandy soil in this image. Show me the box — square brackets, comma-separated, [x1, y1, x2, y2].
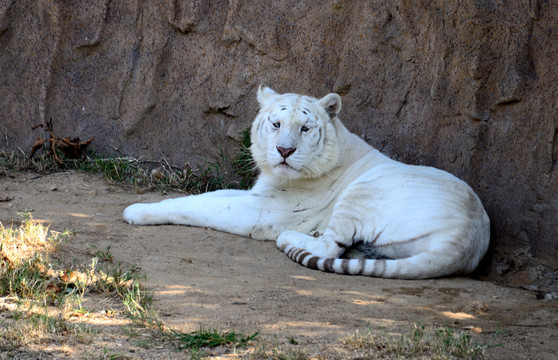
[1, 171, 557, 359]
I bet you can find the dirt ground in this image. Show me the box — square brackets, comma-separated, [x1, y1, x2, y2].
[1, 171, 558, 359]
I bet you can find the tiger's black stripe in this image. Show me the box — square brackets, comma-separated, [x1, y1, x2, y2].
[296, 250, 312, 265]
[335, 240, 349, 249]
[322, 258, 335, 272]
[307, 256, 320, 269]
[341, 258, 350, 273]
[357, 258, 366, 275]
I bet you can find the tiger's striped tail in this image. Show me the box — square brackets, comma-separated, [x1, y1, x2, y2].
[280, 244, 438, 279]
[282, 244, 385, 276]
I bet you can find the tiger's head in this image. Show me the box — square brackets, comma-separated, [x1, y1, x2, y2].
[250, 86, 342, 181]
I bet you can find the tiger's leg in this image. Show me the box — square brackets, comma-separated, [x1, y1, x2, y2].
[277, 205, 368, 258]
[123, 189, 279, 239]
[277, 187, 378, 258]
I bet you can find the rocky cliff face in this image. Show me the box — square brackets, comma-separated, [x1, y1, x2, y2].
[1, 0, 557, 286]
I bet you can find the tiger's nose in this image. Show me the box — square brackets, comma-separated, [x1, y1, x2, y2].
[277, 146, 296, 158]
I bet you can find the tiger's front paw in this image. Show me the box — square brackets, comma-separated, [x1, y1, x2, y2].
[123, 203, 151, 225]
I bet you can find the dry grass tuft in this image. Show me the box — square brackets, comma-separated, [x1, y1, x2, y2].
[0, 213, 56, 264]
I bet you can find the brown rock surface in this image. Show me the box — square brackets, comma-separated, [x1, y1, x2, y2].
[1, 0, 557, 287]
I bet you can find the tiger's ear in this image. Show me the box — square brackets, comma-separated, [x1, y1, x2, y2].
[318, 93, 342, 119]
[257, 85, 279, 108]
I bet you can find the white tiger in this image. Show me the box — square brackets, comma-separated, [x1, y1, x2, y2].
[123, 86, 490, 279]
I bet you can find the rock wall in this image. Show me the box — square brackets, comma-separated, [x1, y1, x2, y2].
[1, 0, 557, 285]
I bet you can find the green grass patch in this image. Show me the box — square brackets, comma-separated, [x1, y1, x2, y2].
[231, 127, 256, 190]
[171, 328, 259, 350]
[249, 335, 311, 360]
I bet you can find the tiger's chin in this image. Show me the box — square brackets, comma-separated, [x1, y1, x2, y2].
[272, 162, 302, 179]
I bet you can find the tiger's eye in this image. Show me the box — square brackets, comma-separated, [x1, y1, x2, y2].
[273, 122, 281, 129]
[301, 126, 309, 133]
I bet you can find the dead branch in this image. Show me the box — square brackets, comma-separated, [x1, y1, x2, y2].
[30, 118, 94, 164]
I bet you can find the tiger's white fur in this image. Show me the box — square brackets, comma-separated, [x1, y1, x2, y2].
[123, 86, 490, 279]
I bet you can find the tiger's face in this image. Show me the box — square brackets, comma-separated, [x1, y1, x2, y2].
[251, 86, 342, 180]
